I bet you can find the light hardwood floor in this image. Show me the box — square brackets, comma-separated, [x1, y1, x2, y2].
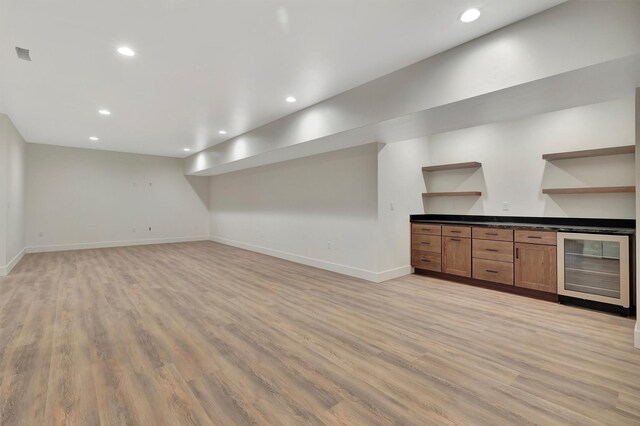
[1, 241, 640, 425]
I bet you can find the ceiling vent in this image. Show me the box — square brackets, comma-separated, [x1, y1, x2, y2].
[15, 47, 31, 61]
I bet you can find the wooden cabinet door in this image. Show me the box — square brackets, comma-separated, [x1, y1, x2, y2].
[443, 237, 471, 277]
[515, 243, 557, 293]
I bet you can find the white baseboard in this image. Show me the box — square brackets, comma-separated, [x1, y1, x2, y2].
[210, 235, 410, 283]
[26, 236, 210, 254]
[635, 321, 640, 349]
[377, 265, 413, 282]
[0, 248, 26, 277]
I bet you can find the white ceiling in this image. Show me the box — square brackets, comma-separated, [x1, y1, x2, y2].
[0, 0, 564, 158]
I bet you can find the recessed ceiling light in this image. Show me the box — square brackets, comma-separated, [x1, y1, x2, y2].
[89, 136, 99, 141]
[460, 8, 481, 23]
[218, 130, 227, 135]
[117, 46, 136, 57]
[286, 96, 297, 103]
[98, 109, 111, 116]
[183, 148, 191, 152]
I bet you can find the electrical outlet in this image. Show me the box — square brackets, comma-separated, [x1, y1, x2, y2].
[502, 201, 510, 211]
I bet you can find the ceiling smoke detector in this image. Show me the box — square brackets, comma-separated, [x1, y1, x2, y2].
[15, 46, 31, 61]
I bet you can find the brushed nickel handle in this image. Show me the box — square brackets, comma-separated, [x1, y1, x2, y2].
[527, 236, 542, 239]
[485, 249, 499, 252]
[450, 230, 462, 233]
[450, 238, 461, 242]
[420, 242, 431, 245]
[486, 270, 499, 274]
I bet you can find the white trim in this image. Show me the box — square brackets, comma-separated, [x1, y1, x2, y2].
[0, 248, 26, 277]
[26, 236, 209, 254]
[376, 266, 412, 282]
[635, 321, 640, 349]
[210, 235, 410, 283]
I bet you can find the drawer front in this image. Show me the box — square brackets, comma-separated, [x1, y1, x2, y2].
[442, 237, 472, 277]
[472, 239, 514, 262]
[515, 230, 557, 245]
[472, 227, 513, 242]
[411, 251, 442, 272]
[442, 225, 471, 238]
[411, 234, 442, 253]
[411, 223, 442, 236]
[473, 258, 514, 285]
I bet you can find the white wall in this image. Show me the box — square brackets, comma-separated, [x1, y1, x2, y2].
[187, 1, 640, 176]
[635, 87, 639, 349]
[209, 144, 380, 280]
[26, 144, 209, 251]
[0, 114, 26, 275]
[426, 97, 635, 218]
[375, 97, 636, 277]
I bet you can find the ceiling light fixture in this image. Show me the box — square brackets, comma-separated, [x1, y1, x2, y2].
[117, 46, 136, 57]
[286, 96, 297, 103]
[460, 8, 481, 23]
[89, 136, 99, 141]
[184, 148, 191, 152]
[98, 109, 111, 115]
[218, 130, 227, 135]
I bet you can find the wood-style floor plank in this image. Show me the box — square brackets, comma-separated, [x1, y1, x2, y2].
[0, 241, 639, 425]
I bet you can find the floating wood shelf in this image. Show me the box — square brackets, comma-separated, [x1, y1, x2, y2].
[542, 186, 635, 195]
[422, 191, 482, 197]
[542, 145, 635, 161]
[422, 162, 481, 172]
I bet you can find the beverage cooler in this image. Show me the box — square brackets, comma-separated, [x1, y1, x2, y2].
[557, 232, 632, 315]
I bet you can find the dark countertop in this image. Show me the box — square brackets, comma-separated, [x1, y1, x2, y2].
[410, 215, 635, 235]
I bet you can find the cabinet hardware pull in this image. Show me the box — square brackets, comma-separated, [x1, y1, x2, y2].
[420, 259, 431, 262]
[516, 248, 519, 259]
[527, 236, 542, 239]
[450, 230, 461, 233]
[420, 242, 431, 245]
[486, 233, 498, 236]
[486, 270, 499, 274]
[485, 249, 498, 252]
[450, 238, 461, 242]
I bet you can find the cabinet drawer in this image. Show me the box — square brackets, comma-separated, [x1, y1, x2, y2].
[442, 237, 472, 277]
[411, 223, 441, 236]
[411, 251, 441, 272]
[473, 258, 514, 285]
[515, 230, 557, 246]
[442, 225, 471, 238]
[411, 234, 442, 253]
[472, 227, 513, 242]
[472, 239, 514, 262]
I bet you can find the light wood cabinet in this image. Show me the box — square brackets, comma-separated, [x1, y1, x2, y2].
[472, 239, 514, 263]
[442, 225, 471, 238]
[411, 224, 441, 236]
[411, 224, 442, 271]
[443, 236, 471, 277]
[515, 230, 557, 246]
[412, 221, 559, 297]
[515, 243, 557, 293]
[411, 234, 442, 253]
[473, 258, 514, 285]
[411, 251, 441, 272]
[472, 227, 513, 242]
